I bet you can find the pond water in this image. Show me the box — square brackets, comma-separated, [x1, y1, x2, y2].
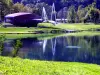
[1, 35, 100, 64]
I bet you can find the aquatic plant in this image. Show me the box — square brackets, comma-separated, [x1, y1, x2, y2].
[12, 39, 22, 57]
[0, 34, 6, 55]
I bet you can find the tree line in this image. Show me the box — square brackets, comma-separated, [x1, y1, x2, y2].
[0, 0, 100, 23]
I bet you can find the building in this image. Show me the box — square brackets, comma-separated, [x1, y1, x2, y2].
[5, 12, 42, 27]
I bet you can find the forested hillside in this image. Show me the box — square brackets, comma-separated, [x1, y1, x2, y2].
[0, 0, 100, 23]
[13, 0, 100, 10]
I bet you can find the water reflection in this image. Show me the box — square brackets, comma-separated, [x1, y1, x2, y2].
[51, 38, 56, 56]
[43, 40, 47, 53]
[1, 35, 100, 64]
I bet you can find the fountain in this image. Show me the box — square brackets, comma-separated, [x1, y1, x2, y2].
[51, 3, 56, 21]
[42, 7, 48, 22]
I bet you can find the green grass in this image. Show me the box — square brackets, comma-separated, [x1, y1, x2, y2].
[0, 27, 61, 34]
[0, 27, 36, 33]
[0, 23, 100, 34]
[0, 27, 44, 33]
[0, 56, 100, 75]
[1, 33, 61, 40]
[38, 23, 100, 31]
[65, 31, 100, 36]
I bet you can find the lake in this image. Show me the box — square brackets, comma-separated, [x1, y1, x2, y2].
[1, 35, 100, 64]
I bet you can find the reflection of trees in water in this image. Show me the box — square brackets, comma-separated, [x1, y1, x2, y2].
[10, 36, 100, 63]
[18, 38, 43, 59]
[1, 35, 100, 64]
[83, 36, 100, 60]
[65, 36, 100, 63]
[43, 36, 100, 62]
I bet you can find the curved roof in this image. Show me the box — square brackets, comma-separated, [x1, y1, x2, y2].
[5, 12, 32, 18]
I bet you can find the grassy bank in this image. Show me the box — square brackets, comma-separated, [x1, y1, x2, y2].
[65, 31, 100, 36]
[0, 56, 100, 75]
[0, 27, 61, 34]
[1, 34, 61, 40]
[38, 23, 100, 31]
[0, 23, 100, 34]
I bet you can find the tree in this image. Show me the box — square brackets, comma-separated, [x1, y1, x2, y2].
[89, 2, 100, 24]
[0, 0, 13, 20]
[12, 2, 26, 12]
[25, 4, 40, 14]
[77, 5, 87, 22]
[35, 2, 52, 19]
[21, 0, 40, 4]
[83, 2, 100, 24]
[90, 8, 100, 24]
[57, 7, 67, 22]
[67, 6, 76, 23]
[0, 0, 13, 8]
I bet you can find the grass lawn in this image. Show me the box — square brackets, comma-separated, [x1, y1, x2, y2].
[0, 56, 100, 75]
[38, 23, 100, 31]
[1, 33, 61, 40]
[65, 31, 100, 36]
[0, 23, 100, 34]
[0, 27, 61, 34]
[0, 27, 37, 33]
